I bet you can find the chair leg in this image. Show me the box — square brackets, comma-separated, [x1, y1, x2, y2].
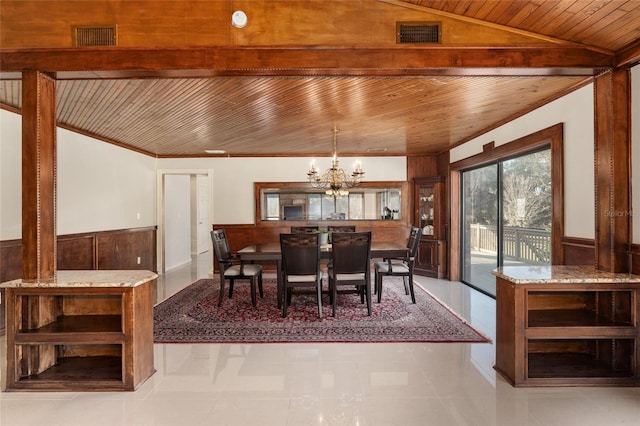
[376, 274, 383, 303]
[365, 282, 372, 316]
[282, 287, 289, 318]
[218, 278, 225, 307]
[250, 278, 257, 307]
[331, 279, 338, 317]
[407, 274, 416, 304]
[316, 278, 323, 319]
[228, 281, 234, 298]
[258, 274, 264, 298]
[403, 277, 410, 295]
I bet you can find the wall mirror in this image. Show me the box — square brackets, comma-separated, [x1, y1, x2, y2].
[255, 181, 408, 222]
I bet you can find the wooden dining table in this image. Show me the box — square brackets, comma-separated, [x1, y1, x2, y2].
[237, 241, 409, 308]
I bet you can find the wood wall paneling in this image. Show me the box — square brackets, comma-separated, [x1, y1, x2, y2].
[0, 0, 571, 48]
[96, 228, 157, 271]
[561, 237, 596, 266]
[1, 229, 156, 286]
[57, 235, 95, 270]
[0, 239, 20, 335]
[630, 244, 640, 276]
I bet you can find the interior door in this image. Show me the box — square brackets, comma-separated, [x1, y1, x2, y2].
[196, 175, 210, 254]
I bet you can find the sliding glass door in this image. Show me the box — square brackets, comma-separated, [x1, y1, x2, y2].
[462, 165, 498, 296]
[461, 149, 551, 297]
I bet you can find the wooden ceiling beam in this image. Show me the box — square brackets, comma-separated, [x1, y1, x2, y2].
[616, 39, 640, 68]
[0, 45, 613, 79]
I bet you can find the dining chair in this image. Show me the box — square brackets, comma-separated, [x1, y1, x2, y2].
[327, 231, 372, 317]
[211, 229, 263, 307]
[326, 225, 356, 266]
[280, 233, 324, 319]
[374, 226, 422, 303]
[290, 226, 319, 234]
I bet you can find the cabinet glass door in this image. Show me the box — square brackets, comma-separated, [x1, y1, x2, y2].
[418, 186, 435, 236]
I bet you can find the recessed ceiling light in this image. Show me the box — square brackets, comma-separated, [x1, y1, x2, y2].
[366, 147, 387, 153]
[204, 149, 226, 154]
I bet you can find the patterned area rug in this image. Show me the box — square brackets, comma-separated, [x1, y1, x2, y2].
[154, 277, 490, 343]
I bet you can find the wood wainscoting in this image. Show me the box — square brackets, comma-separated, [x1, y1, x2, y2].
[630, 243, 640, 275]
[561, 236, 596, 266]
[0, 226, 157, 335]
[216, 221, 411, 272]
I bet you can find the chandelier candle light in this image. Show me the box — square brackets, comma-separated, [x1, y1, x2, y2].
[307, 127, 365, 196]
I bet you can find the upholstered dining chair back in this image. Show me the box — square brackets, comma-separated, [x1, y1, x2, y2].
[211, 229, 263, 307]
[211, 229, 234, 265]
[280, 232, 324, 318]
[331, 231, 371, 274]
[328, 231, 372, 317]
[407, 226, 422, 258]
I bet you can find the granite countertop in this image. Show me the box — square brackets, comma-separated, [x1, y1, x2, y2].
[0, 270, 158, 288]
[492, 265, 640, 284]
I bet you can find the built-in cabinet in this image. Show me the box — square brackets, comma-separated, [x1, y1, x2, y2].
[414, 177, 447, 278]
[1, 270, 157, 391]
[494, 266, 640, 387]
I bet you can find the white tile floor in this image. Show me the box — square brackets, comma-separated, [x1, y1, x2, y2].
[2, 253, 640, 426]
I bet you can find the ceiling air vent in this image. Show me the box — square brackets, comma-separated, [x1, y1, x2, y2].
[396, 22, 441, 44]
[73, 25, 117, 46]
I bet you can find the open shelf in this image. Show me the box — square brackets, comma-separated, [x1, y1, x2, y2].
[528, 339, 635, 379]
[21, 355, 122, 381]
[528, 309, 632, 328]
[527, 291, 632, 327]
[18, 314, 122, 334]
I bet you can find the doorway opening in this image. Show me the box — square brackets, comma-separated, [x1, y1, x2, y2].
[157, 169, 214, 273]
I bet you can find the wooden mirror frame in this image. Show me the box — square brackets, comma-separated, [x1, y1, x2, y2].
[254, 181, 409, 227]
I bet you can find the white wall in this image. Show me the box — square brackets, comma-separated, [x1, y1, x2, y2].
[0, 109, 157, 239]
[157, 156, 407, 224]
[0, 111, 22, 239]
[163, 174, 192, 271]
[450, 84, 596, 239]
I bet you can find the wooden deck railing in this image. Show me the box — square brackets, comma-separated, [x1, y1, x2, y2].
[469, 224, 551, 264]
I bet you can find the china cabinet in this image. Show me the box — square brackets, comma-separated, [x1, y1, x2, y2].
[414, 177, 446, 278]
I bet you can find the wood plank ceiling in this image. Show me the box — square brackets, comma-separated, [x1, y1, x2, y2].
[0, 0, 639, 158]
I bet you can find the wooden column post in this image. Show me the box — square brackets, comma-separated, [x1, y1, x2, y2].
[21, 70, 57, 280]
[594, 69, 631, 272]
